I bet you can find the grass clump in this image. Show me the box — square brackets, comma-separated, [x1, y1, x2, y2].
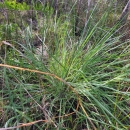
[0, 0, 130, 129]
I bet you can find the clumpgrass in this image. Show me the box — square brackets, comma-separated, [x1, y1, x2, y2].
[0, 1, 130, 130]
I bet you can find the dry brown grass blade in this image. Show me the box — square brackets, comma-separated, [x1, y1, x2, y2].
[2, 41, 13, 47]
[0, 120, 47, 130]
[0, 64, 96, 130]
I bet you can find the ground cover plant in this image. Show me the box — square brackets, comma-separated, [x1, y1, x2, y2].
[0, 0, 130, 129]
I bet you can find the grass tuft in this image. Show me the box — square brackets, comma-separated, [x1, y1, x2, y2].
[0, 1, 130, 129]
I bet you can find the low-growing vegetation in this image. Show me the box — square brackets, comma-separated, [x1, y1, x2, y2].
[0, 0, 130, 129]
